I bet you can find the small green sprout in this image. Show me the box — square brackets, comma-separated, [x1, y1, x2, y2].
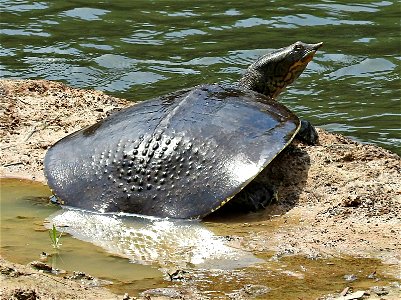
[49, 224, 63, 249]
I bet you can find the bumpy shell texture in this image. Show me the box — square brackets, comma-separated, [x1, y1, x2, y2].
[44, 84, 299, 219]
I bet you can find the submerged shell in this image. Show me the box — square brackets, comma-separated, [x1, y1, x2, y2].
[44, 84, 299, 218]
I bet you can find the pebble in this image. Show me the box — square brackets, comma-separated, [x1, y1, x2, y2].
[343, 274, 357, 282]
[370, 286, 389, 296]
[141, 288, 182, 298]
[336, 290, 365, 300]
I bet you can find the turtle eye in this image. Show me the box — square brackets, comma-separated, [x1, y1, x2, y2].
[294, 44, 303, 51]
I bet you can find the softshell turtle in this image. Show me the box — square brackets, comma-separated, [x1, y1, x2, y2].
[44, 41, 323, 219]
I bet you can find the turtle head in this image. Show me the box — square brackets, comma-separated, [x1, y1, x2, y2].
[239, 41, 323, 99]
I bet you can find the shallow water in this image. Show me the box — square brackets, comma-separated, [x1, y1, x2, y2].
[1, 0, 400, 154]
[0, 179, 163, 286]
[1, 178, 399, 298]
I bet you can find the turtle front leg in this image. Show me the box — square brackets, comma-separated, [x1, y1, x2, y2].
[224, 181, 277, 212]
[296, 120, 319, 145]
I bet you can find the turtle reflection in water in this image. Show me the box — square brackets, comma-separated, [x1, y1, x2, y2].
[44, 41, 323, 219]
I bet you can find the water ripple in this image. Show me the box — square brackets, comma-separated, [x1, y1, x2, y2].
[160, 10, 199, 17]
[95, 54, 136, 69]
[0, 0, 399, 154]
[233, 17, 273, 28]
[1, 28, 50, 37]
[101, 71, 166, 92]
[24, 44, 81, 56]
[165, 29, 208, 40]
[62, 7, 110, 21]
[301, 3, 379, 13]
[302, 1, 393, 14]
[121, 30, 163, 45]
[327, 58, 396, 80]
[80, 43, 114, 51]
[0, 1, 48, 13]
[277, 14, 373, 27]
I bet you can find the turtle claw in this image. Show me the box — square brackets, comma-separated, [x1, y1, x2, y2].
[296, 120, 319, 145]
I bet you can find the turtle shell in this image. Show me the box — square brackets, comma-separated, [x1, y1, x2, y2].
[44, 84, 300, 219]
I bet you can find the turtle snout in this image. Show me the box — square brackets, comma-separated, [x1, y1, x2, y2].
[312, 42, 323, 51]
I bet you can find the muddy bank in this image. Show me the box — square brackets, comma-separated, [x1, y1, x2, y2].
[238, 132, 401, 267]
[0, 79, 129, 182]
[1, 79, 400, 299]
[0, 257, 122, 300]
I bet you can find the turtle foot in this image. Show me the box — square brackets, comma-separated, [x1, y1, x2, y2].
[226, 181, 277, 212]
[296, 120, 319, 145]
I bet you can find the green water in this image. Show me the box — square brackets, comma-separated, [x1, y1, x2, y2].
[1, 0, 400, 154]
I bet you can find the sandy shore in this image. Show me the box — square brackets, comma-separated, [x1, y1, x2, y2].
[1, 79, 400, 299]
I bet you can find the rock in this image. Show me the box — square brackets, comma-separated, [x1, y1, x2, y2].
[339, 287, 350, 296]
[64, 271, 94, 280]
[343, 274, 357, 282]
[242, 284, 270, 296]
[370, 285, 389, 296]
[342, 195, 362, 207]
[227, 284, 270, 299]
[64, 271, 112, 287]
[167, 269, 190, 281]
[141, 288, 182, 299]
[29, 261, 53, 272]
[366, 270, 377, 279]
[39, 252, 50, 262]
[1, 257, 120, 299]
[336, 290, 366, 300]
[7, 288, 39, 300]
[122, 293, 132, 300]
[0, 266, 23, 278]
